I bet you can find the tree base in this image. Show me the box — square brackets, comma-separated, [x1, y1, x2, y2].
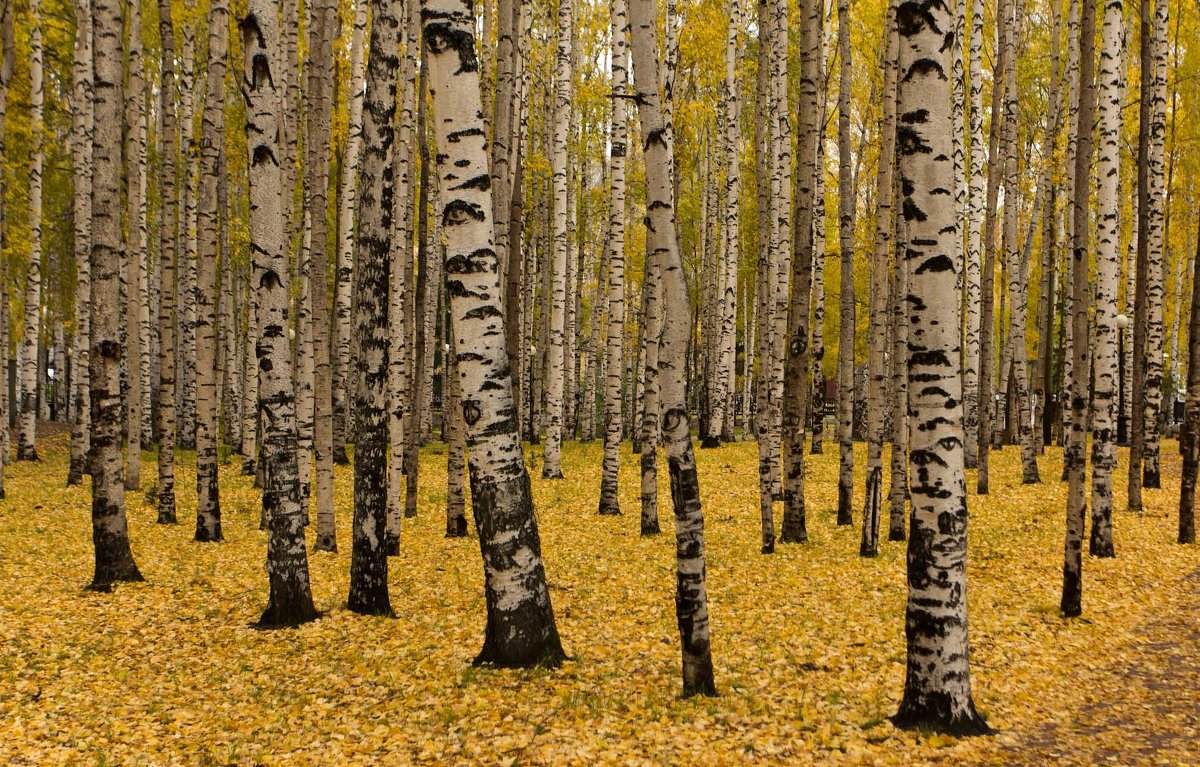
[761, 540, 775, 555]
[88, 562, 144, 592]
[241, 458, 256, 477]
[888, 527, 906, 542]
[891, 704, 991, 737]
[255, 602, 321, 629]
[597, 500, 621, 516]
[542, 467, 565, 480]
[780, 530, 807, 544]
[333, 445, 349, 465]
[385, 536, 400, 556]
[446, 516, 468, 537]
[681, 659, 718, 698]
[699, 435, 721, 449]
[641, 521, 661, 536]
[1088, 533, 1115, 558]
[313, 537, 337, 553]
[473, 634, 567, 670]
[17, 446, 39, 462]
[1144, 470, 1161, 489]
[347, 591, 394, 618]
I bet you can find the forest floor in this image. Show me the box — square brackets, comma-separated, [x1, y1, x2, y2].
[0, 428, 1197, 766]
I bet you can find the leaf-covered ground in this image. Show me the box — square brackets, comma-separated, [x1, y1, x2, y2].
[1, 429, 1197, 765]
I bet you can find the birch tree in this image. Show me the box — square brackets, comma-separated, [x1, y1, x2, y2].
[67, 0, 93, 486]
[17, 0, 44, 461]
[89, 0, 143, 589]
[0, 0, 11, 498]
[124, 0, 147, 491]
[962, 0, 985, 467]
[1179, 214, 1199, 545]
[890, 0, 987, 732]
[156, 0, 179, 524]
[421, 0, 565, 666]
[835, 0, 859, 526]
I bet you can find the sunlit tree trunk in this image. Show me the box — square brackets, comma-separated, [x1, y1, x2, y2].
[347, 0, 401, 616]
[123, 0, 147, 491]
[629, 0, 715, 695]
[861, 0, 897, 556]
[17, 0, 44, 461]
[308, 0, 338, 551]
[155, 0, 179, 524]
[598, 0, 629, 516]
[422, 0, 566, 666]
[89, 0, 143, 589]
[543, 0, 573, 479]
[890, 0, 986, 732]
[1089, 0, 1123, 557]
[962, 0, 985, 468]
[242, 0, 319, 626]
[834, 0, 860, 526]
[1062, 0, 1097, 618]
[67, 0, 93, 487]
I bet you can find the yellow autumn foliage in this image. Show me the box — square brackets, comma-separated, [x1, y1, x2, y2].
[0, 430, 1197, 765]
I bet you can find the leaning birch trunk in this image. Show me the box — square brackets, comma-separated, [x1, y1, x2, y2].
[333, 0, 370, 466]
[834, 0, 859, 526]
[156, 0, 179, 524]
[123, 0, 147, 491]
[1088, 0, 1122, 557]
[89, 0, 143, 589]
[193, 0, 230, 542]
[780, 0, 821, 544]
[242, 0, 319, 626]
[308, 0, 338, 551]
[421, 0, 565, 667]
[861, 0, 897, 557]
[1062, 0, 1097, 618]
[629, 0, 716, 697]
[347, 0, 402, 616]
[67, 0, 93, 486]
[598, 0, 629, 516]
[890, 0, 987, 732]
[0, 0, 11, 498]
[17, 0, 44, 461]
[542, 0, 573, 479]
[962, 0, 985, 468]
[998, 0, 1039, 486]
[1178, 211, 1199, 545]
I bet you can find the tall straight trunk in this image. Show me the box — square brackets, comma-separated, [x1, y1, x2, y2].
[999, 0, 1039, 485]
[0, 0, 12, 498]
[421, 0, 566, 666]
[89, 0, 143, 589]
[639, 230, 663, 535]
[155, 0, 179, 524]
[753, 0, 775, 549]
[834, 0, 859, 526]
[1178, 211, 1199, 545]
[962, 0, 985, 467]
[781, 0, 821, 544]
[333, 0, 370, 466]
[1062, 0, 1097, 618]
[347, 0, 402, 616]
[1129, 0, 1152, 508]
[543, 0, 573, 479]
[295, 213, 314, 523]
[888, 209, 908, 541]
[445, 334, 467, 537]
[404, 126, 431, 518]
[193, 0, 230, 542]
[1059, 0, 1081, 455]
[177, 24, 197, 450]
[241, 274, 258, 476]
[597, 0, 628, 515]
[67, 0, 93, 486]
[308, 0, 338, 551]
[862, 0, 898, 556]
[124, 0, 147, 491]
[890, 0, 987, 732]
[809, 22, 828, 456]
[242, 0, 319, 626]
[1139, 0, 1168, 490]
[1089, 0, 1122, 557]
[629, 0, 716, 696]
[17, 0, 44, 461]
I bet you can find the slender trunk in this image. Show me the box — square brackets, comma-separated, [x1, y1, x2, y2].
[17, 0, 44, 461]
[67, 0, 93, 486]
[639, 230, 662, 535]
[90, 0, 144, 589]
[177, 24, 197, 451]
[753, 0, 775, 550]
[155, 0, 179, 524]
[890, 0, 987, 732]
[0, 0, 11, 498]
[1129, 0, 1152, 508]
[888, 209, 908, 541]
[243, 0, 319, 626]
[834, 0, 859, 526]
[809, 25, 828, 456]
[124, 0, 147, 491]
[1178, 211, 1199, 545]
[962, 0, 986, 467]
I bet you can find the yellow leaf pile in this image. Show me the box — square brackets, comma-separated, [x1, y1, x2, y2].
[0, 431, 1196, 765]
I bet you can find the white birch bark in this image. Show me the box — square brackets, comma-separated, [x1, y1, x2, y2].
[67, 0, 93, 486]
[123, 0, 147, 491]
[155, 0, 179, 523]
[17, 0, 44, 461]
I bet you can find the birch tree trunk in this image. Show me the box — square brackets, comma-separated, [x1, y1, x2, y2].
[177, 24, 197, 451]
[0, 0, 12, 498]
[193, 0, 230, 542]
[890, 0, 986, 732]
[835, 0, 860, 526]
[67, 0, 93, 486]
[17, 0, 44, 461]
[155, 0, 179, 524]
[543, 0, 573, 479]
[89, 0, 143, 589]
[962, 0, 985, 468]
[421, 0, 565, 666]
[639, 229, 663, 535]
[888, 210, 908, 542]
[598, 0, 629, 516]
[809, 23, 828, 456]
[243, 0, 319, 627]
[1062, 0, 1097, 618]
[308, 0, 338, 551]
[629, 0, 715, 695]
[333, 0, 370, 466]
[347, 0, 402, 616]
[1178, 211, 1199, 545]
[123, 0, 147, 491]
[445, 335, 468, 537]
[1088, 0, 1123, 557]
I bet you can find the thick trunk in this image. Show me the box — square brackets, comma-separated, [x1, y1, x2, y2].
[89, 0, 144, 589]
[629, 0, 716, 696]
[347, 0, 402, 616]
[421, 0, 565, 667]
[155, 0, 178, 524]
[243, 0, 319, 627]
[67, 0, 93, 487]
[890, 0, 986, 733]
